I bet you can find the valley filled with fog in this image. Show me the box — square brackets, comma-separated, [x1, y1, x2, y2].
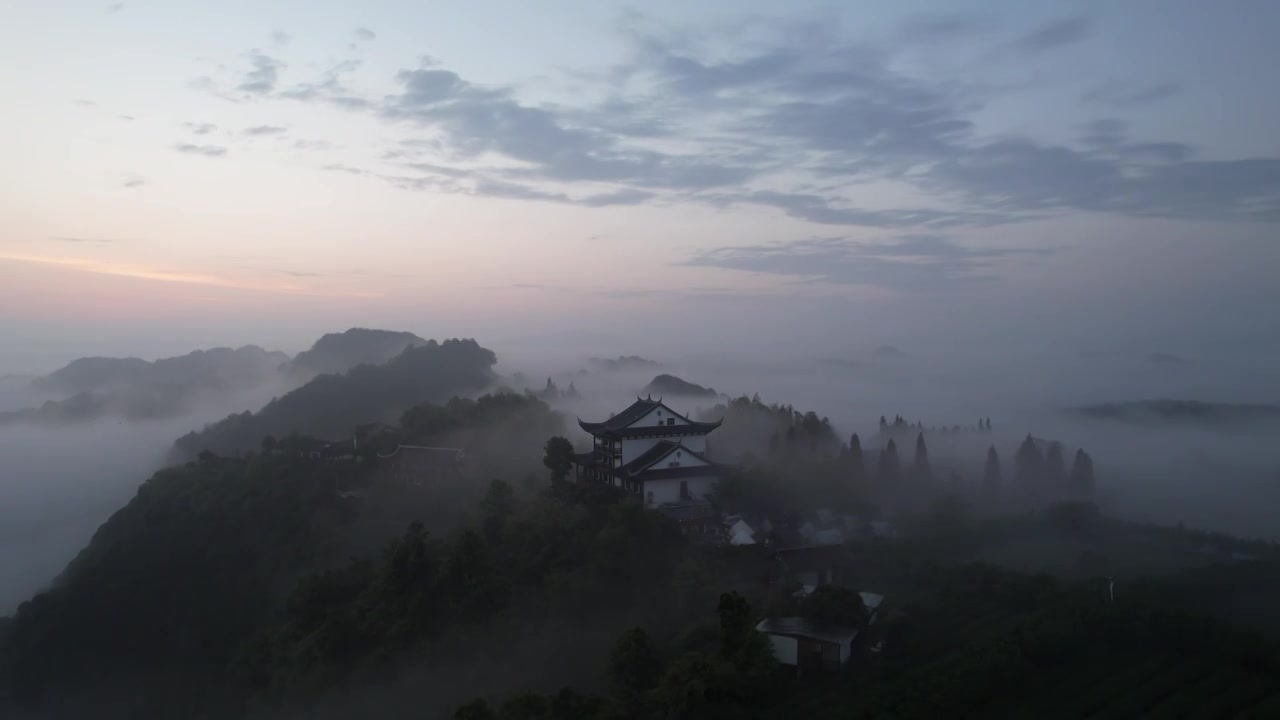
[4, 333, 1278, 615]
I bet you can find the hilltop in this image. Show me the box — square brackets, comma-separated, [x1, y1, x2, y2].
[32, 346, 288, 396]
[286, 328, 428, 377]
[641, 373, 719, 399]
[5, 346, 290, 426]
[172, 338, 497, 459]
[587, 355, 662, 373]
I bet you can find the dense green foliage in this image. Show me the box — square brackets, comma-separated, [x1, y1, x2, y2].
[6, 376, 1280, 719]
[173, 338, 497, 459]
[6, 452, 361, 714]
[456, 558, 1280, 719]
[700, 395, 842, 464]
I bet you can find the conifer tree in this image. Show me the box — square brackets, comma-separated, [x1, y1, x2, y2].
[849, 433, 864, 479]
[1045, 442, 1067, 487]
[1015, 434, 1044, 488]
[879, 415, 888, 432]
[912, 432, 932, 481]
[878, 438, 900, 482]
[984, 445, 1002, 490]
[1070, 449, 1096, 495]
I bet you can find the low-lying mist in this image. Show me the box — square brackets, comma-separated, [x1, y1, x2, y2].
[504, 341, 1280, 542]
[0, 380, 295, 613]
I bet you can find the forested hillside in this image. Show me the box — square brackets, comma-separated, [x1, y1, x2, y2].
[172, 339, 496, 459]
[5, 386, 1280, 719]
[286, 329, 429, 377]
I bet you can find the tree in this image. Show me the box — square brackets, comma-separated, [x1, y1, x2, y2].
[984, 445, 1002, 490]
[880, 415, 888, 432]
[878, 438, 900, 482]
[481, 479, 515, 540]
[849, 433, 864, 479]
[1045, 442, 1067, 488]
[1015, 434, 1044, 488]
[799, 585, 869, 628]
[609, 627, 662, 710]
[542, 436, 574, 483]
[1070, 449, 1095, 495]
[455, 699, 497, 720]
[717, 591, 756, 659]
[912, 432, 932, 482]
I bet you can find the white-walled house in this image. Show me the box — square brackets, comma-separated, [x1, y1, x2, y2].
[756, 592, 884, 671]
[573, 396, 723, 527]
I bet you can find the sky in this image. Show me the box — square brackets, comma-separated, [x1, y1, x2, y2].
[2, 0, 1279, 379]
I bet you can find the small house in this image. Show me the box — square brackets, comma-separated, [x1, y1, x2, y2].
[755, 592, 885, 671]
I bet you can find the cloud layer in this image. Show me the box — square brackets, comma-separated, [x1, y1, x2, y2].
[189, 11, 1280, 231]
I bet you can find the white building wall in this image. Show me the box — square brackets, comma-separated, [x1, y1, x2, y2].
[621, 434, 707, 464]
[633, 405, 692, 428]
[766, 634, 798, 666]
[644, 474, 717, 506]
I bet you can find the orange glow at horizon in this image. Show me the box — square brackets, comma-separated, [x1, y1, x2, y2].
[0, 254, 383, 299]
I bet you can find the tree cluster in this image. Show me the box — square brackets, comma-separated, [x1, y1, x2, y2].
[455, 591, 780, 719]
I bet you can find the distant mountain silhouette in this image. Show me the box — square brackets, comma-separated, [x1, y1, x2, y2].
[587, 355, 661, 372]
[287, 328, 428, 376]
[641, 373, 718, 398]
[172, 338, 497, 459]
[32, 346, 288, 396]
[871, 344, 906, 359]
[6, 346, 290, 426]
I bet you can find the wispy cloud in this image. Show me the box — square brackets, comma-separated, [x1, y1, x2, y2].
[244, 125, 287, 136]
[183, 121, 217, 135]
[1015, 16, 1092, 55]
[271, 30, 291, 46]
[175, 143, 227, 157]
[0, 254, 380, 297]
[121, 174, 146, 188]
[47, 236, 121, 245]
[687, 234, 1053, 291]
[215, 11, 1280, 227]
[237, 51, 284, 94]
[354, 27, 376, 42]
[1082, 81, 1182, 108]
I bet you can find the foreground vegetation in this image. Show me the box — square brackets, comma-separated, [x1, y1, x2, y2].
[3, 389, 1279, 719]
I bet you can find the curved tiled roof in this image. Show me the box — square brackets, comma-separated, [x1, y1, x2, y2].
[578, 396, 722, 438]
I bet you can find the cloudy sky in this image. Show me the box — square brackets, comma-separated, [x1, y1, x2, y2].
[2, 0, 1278, 375]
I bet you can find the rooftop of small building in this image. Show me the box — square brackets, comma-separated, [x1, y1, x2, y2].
[756, 592, 884, 644]
[755, 617, 860, 645]
[655, 499, 715, 523]
[578, 396, 722, 437]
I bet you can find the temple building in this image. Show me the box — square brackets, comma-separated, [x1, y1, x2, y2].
[573, 396, 723, 519]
